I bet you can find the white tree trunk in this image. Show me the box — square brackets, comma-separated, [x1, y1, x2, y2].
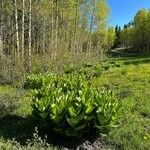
[0, 36, 3, 59]
[14, 0, 20, 60]
[0, 1, 4, 59]
[88, 3, 95, 53]
[22, 0, 25, 60]
[28, 0, 32, 70]
[55, 0, 58, 50]
[42, 18, 46, 58]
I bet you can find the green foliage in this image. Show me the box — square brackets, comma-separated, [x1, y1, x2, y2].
[78, 65, 103, 79]
[24, 73, 56, 90]
[119, 8, 150, 52]
[29, 73, 121, 137]
[101, 61, 123, 70]
[108, 26, 116, 50]
[121, 26, 133, 48]
[64, 63, 103, 79]
[0, 59, 149, 150]
[0, 93, 20, 117]
[64, 61, 123, 80]
[92, 63, 150, 150]
[113, 25, 121, 48]
[24, 74, 43, 90]
[94, 89, 122, 135]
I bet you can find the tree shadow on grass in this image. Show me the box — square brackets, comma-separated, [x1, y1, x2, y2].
[46, 132, 120, 150]
[0, 115, 83, 144]
[0, 115, 119, 149]
[46, 131, 99, 149]
[0, 115, 100, 149]
[0, 115, 36, 145]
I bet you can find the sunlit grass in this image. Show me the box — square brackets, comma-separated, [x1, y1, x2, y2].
[0, 85, 15, 94]
[92, 63, 150, 150]
[0, 61, 150, 150]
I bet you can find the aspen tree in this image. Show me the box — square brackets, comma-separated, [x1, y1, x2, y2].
[28, 0, 32, 70]
[14, 0, 20, 60]
[22, 0, 25, 60]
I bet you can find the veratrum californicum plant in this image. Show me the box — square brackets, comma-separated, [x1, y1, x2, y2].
[29, 73, 121, 137]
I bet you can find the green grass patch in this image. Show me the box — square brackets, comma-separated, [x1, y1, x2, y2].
[91, 63, 150, 150]
[0, 59, 150, 149]
[0, 85, 15, 94]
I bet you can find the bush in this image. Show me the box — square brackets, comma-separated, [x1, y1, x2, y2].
[29, 74, 121, 137]
[101, 63, 110, 70]
[79, 65, 102, 79]
[24, 73, 56, 90]
[0, 59, 25, 86]
[101, 61, 123, 70]
[0, 93, 21, 117]
[64, 63, 103, 79]
[63, 61, 123, 80]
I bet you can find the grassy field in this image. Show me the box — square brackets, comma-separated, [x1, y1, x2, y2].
[0, 58, 150, 150]
[92, 63, 150, 150]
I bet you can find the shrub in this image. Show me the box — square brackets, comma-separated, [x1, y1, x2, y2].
[101, 63, 110, 70]
[0, 59, 25, 86]
[63, 61, 124, 80]
[64, 63, 104, 79]
[79, 65, 102, 79]
[24, 74, 43, 90]
[24, 73, 56, 90]
[113, 61, 123, 68]
[64, 64, 77, 74]
[121, 69, 127, 75]
[29, 73, 121, 137]
[0, 93, 21, 117]
[101, 61, 123, 70]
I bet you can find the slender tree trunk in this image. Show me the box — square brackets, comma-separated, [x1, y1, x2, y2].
[73, 0, 79, 53]
[14, 0, 20, 60]
[22, 0, 25, 61]
[11, 17, 16, 61]
[59, 8, 64, 51]
[42, 18, 46, 58]
[51, 0, 57, 59]
[0, 36, 3, 60]
[51, 0, 54, 50]
[88, 3, 95, 52]
[28, 0, 32, 71]
[55, 0, 59, 50]
[0, 1, 4, 60]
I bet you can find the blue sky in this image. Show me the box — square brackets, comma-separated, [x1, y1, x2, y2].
[108, 0, 150, 27]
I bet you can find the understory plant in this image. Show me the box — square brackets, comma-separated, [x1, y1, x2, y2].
[0, 93, 20, 117]
[28, 73, 121, 137]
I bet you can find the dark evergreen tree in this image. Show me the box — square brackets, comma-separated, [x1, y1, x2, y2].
[112, 25, 121, 48]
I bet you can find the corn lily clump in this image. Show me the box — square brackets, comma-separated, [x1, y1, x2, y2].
[28, 74, 121, 137]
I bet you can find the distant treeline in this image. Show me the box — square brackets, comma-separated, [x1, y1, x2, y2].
[110, 9, 150, 53]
